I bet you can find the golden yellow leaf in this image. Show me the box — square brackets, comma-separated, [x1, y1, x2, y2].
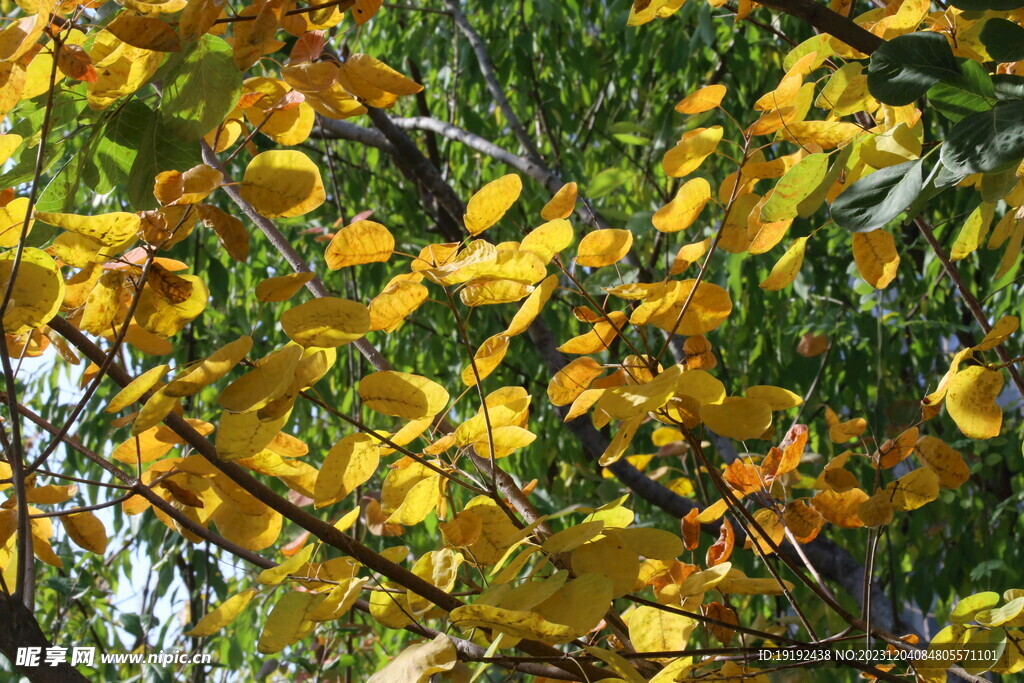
[367, 634, 457, 683]
[571, 537, 639, 597]
[829, 417, 867, 443]
[257, 592, 318, 654]
[314, 434, 380, 508]
[876, 426, 918, 469]
[242, 77, 314, 146]
[662, 126, 723, 177]
[106, 364, 170, 412]
[520, 220, 574, 263]
[325, 220, 395, 269]
[132, 388, 180, 435]
[464, 495, 521, 565]
[239, 150, 326, 218]
[464, 174, 522, 235]
[915, 435, 970, 489]
[186, 589, 258, 637]
[648, 280, 732, 335]
[597, 364, 684, 420]
[255, 273, 315, 303]
[459, 279, 532, 307]
[540, 182, 578, 220]
[461, 334, 510, 386]
[781, 121, 862, 149]
[852, 229, 900, 289]
[280, 297, 370, 347]
[504, 274, 557, 336]
[700, 397, 772, 440]
[59, 511, 108, 554]
[0, 197, 33, 248]
[628, 605, 696, 652]
[675, 84, 727, 114]
[811, 488, 868, 528]
[760, 237, 808, 290]
[219, 345, 302, 413]
[575, 228, 633, 267]
[369, 279, 428, 332]
[35, 211, 139, 247]
[257, 544, 315, 586]
[653, 178, 711, 233]
[946, 365, 1003, 439]
[360, 371, 449, 420]
[745, 385, 802, 410]
[974, 315, 1018, 352]
[341, 53, 423, 97]
[858, 489, 894, 527]
[135, 274, 208, 338]
[165, 336, 253, 398]
[606, 527, 684, 561]
[886, 467, 939, 510]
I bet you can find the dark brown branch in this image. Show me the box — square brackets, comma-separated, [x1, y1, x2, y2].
[753, 0, 884, 55]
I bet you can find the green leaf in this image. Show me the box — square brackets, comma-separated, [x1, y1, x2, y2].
[127, 112, 203, 209]
[587, 167, 635, 199]
[993, 74, 1024, 101]
[160, 35, 242, 140]
[927, 60, 995, 123]
[940, 100, 1024, 175]
[830, 159, 924, 232]
[83, 100, 154, 194]
[980, 18, 1024, 63]
[867, 32, 959, 106]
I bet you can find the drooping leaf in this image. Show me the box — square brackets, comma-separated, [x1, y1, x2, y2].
[830, 159, 924, 232]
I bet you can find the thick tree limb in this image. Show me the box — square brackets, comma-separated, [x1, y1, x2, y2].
[753, 0, 884, 55]
[0, 596, 90, 682]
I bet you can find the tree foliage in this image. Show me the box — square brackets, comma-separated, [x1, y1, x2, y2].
[0, 0, 1022, 680]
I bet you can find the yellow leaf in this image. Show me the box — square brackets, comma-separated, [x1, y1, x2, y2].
[314, 434, 380, 508]
[540, 182, 578, 220]
[852, 228, 900, 289]
[950, 203, 995, 261]
[60, 511, 108, 554]
[628, 605, 696, 652]
[0, 197, 33, 248]
[886, 467, 939, 510]
[106, 364, 170, 412]
[385, 470, 440, 526]
[675, 84, 727, 114]
[255, 273, 315, 303]
[0, 248, 63, 334]
[165, 336, 253, 398]
[829, 417, 867, 443]
[360, 371, 450, 420]
[341, 53, 423, 97]
[132, 388, 180, 435]
[505, 274, 557, 336]
[700, 397, 772, 440]
[597, 364, 684, 420]
[325, 220, 395, 269]
[459, 279, 532, 307]
[242, 77, 314, 146]
[257, 544, 315, 585]
[547, 357, 604, 406]
[557, 311, 629, 353]
[974, 315, 1018, 351]
[946, 365, 1003, 439]
[257, 592, 318, 654]
[760, 153, 829, 222]
[520, 220, 574, 263]
[576, 228, 634, 267]
[876, 426, 918, 469]
[219, 345, 303, 413]
[35, 211, 139, 247]
[464, 174, 522, 235]
[648, 280, 732, 335]
[367, 634, 457, 683]
[745, 385, 802, 410]
[280, 297, 370, 347]
[464, 495, 521, 565]
[781, 121, 863, 149]
[915, 435, 969, 489]
[449, 604, 578, 643]
[135, 274, 209, 338]
[606, 527, 684, 561]
[533, 573, 614, 637]
[811, 488, 868, 528]
[599, 415, 643, 466]
[308, 576, 367, 621]
[662, 126, 723, 177]
[653, 178, 711, 233]
[461, 334, 510, 386]
[759, 237, 808, 290]
[239, 150, 326, 218]
[186, 589, 257, 637]
[858, 489, 894, 527]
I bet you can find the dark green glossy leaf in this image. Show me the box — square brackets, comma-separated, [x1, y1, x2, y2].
[940, 100, 1024, 175]
[867, 32, 959, 106]
[951, 0, 1024, 10]
[830, 158, 924, 232]
[980, 18, 1024, 62]
[927, 60, 995, 123]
